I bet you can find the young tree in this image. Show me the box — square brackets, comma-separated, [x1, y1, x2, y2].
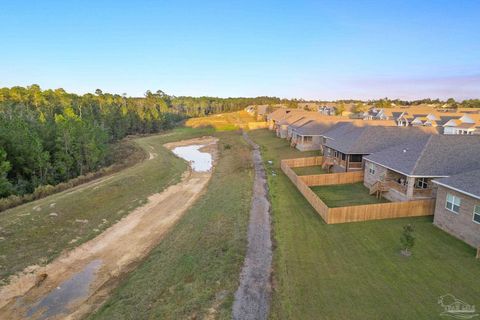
[446, 98, 458, 109]
[352, 102, 366, 114]
[335, 102, 346, 115]
[400, 224, 415, 256]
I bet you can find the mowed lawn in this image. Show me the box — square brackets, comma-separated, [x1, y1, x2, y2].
[249, 129, 480, 320]
[0, 126, 213, 282]
[311, 182, 389, 207]
[90, 131, 253, 319]
[292, 165, 326, 176]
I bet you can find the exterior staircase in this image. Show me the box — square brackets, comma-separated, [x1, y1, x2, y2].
[369, 180, 390, 199]
[321, 157, 335, 172]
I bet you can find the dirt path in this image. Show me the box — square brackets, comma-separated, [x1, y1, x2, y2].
[232, 132, 272, 320]
[0, 136, 218, 320]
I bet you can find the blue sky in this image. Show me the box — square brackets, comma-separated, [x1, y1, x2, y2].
[1, 0, 479, 100]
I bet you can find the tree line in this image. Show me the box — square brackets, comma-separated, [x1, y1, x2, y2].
[0, 85, 282, 198]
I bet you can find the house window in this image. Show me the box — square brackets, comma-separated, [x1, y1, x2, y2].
[341, 153, 346, 161]
[473, 205, 480, 224]
[368, 163, 376, 175]
[303, 136, 313, 143]
[415, 178, 428, 189]
[446, 193, 461, 214]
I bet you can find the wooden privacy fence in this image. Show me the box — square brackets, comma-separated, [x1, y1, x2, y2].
[282, 156, 323, 167]
[280, 157, 435, 224]
[300, 171, 363, 186]
[281, 159, 329, 221]
[328, 199, 435, 224]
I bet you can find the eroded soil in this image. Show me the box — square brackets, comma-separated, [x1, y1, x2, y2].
[232, 132, 272, 320]
[0, 136, 218, 320]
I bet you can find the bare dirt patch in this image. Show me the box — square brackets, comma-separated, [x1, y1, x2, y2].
[232, 132, 272, 320]
[0, 137, 218, 320]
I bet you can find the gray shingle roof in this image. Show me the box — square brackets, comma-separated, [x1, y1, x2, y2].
[277, 112, 308, 126]
[267, 108, 298, 121]
[323, 122, 436, 154]
[433, 170, 480, 199]
[364, 135, 480, 177]
[294, 120, 342, 136]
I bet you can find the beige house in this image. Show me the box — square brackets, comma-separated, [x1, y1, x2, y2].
[275, 112, 309, 138]
[290, 119, 345, 151]
[266, 108, 297, 130]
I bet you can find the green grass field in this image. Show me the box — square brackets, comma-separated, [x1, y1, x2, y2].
[0, 126, 214, 282]
[311, 182, 389, 207]
[292, 166, 327, 176]
[249, 129, 480, 320]
[89, 131, 253, 319]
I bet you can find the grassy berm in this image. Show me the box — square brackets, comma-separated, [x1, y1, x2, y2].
[89, 130, 253, 319]
[0, 126, 213, 282]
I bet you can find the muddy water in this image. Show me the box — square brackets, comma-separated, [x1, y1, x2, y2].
[172, 144, 212, 172]
[23, 260, 102, 320]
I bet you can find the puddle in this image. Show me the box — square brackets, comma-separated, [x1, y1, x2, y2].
[24, 259, 102, 320]
[172, 144, 212, 172]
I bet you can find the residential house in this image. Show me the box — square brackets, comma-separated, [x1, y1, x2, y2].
[395, 110, 480, 135]
[290, 119, 348, 151]
[443, 114, 480, 135]
[362, 108, 389, 120]
[363, 136, 480, 202]
[245, 105, 271, 121]
[318, 105, 336, 116]
[432, 170, 480, 248]
[256, 105, 269, 121]
[275, 112, 313, 138]
[286, 115, 319, 140]
[286, 114, 348, 140]
[321, 121, 435, 173]
[266, 108, 298, 130]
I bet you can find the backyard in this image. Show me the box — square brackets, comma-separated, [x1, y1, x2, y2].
[311, 182, 389, 207]
[292, 165, 326, 176]
[249, 129, 480, 320]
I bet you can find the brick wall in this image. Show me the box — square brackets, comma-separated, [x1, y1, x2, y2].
[434, 186, 480, 248]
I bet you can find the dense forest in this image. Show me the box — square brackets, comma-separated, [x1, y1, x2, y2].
[0, 85, 282, 199]
[1, 85, 478, 201]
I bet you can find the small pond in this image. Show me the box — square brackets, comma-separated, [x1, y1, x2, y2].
[172, 145, 212, 172]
